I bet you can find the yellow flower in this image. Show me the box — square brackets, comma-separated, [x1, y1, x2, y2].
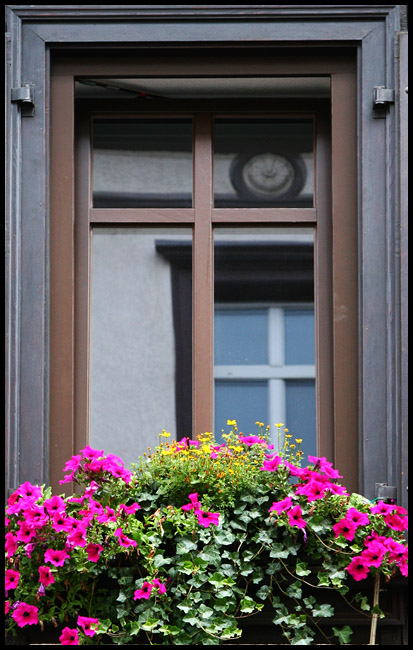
[227, 419, 237, 426]
[295, 438, 303, 444]
[275, 423, 284, 428]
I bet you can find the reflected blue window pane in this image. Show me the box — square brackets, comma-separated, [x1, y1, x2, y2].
[214, 309, 268, 365]
[214, 380, 268, 442]
[285, 380, 316, 462]
[284, 309, 315, 365]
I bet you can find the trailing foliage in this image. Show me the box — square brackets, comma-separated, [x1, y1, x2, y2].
[5, 422, 408, 645]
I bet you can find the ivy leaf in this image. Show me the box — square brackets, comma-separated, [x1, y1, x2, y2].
[176, 537, 197, 554]
[240, 596, 262, 613]
[286, 580, 302, 599]
[332, 625, 353, 644]
[312, 603, 334, 618]
[296, 560, 311, 577]
[269, 543, 290, 559]
[141, 618, 160, 631]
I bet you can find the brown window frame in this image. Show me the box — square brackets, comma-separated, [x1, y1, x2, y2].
[50, 52, 357, 494]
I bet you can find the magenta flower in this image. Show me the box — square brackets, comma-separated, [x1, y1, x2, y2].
[239, 434, 266, 446]
[24, 504, 48, 529]
[134, 581, 153, 600]
[11, 602, 39, 628]
[62, 454, 82, 474]
[39, 565, 55, 587]
[66, 528, 87, 548]
[17, 481, 42, 502]
[269, 496, 293, 514]
[287, 505, 307, 529]
[295, 478, 328, 502]
[152, 578, 167, 594]
[260, 454, 283, 472]
[117, 502, 141, 515]
[384, 538, 408, 563]
[51, 512, 71, 533]
[345, 507, 370, 528]
[5, 531, 18, 557]
[346, 556, 370, 581]
[384, 512, 408, 532]
[196, 510, 220, 528]
[332, 518, 357, 541]
[181, 493, 202, 512]
[361, 540, 386, 568]
[16, 521, 37, 544]
[114, 527, 137, 548]
[59, 627, 79, 645]
[80, 445, 104, 459]
[86, 542, 104, 562]
[5, 569, 20, 591]
[308, 455, 342, 479]
[370, 500, 394, 515]
[44, 495, 66, 516]
[77, 615, 99, 637]
[44, 548, 70, 566]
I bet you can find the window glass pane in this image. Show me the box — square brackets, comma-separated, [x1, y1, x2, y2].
[284, 309, 315, 365]
[215, 381, 268, 442]
[214, 119, 314, 207]
[90, 228, 192, 467]
[93, 119, 193, 208]
[214, 308, 268, 365]
[285, 380, 316, 462]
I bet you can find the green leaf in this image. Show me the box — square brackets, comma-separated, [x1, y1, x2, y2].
[141, 618, 160, 631]
[332, 625, 353, 644]
[256, 584, 271, 600]
[296, 560, 311, 576]
[286, 580, 302, 599]
[240, 596, 259, 613]
[176, 537, 198, 554]
[198, 604, 214, 619]
[312, 603, 334, 618]
[269, 543, 290, 559]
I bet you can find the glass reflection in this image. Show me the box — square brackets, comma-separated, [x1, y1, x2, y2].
[214, 228, 316, 454]
[90, 228, 192, 467]
[214, 119, 314, 207]
[93, 119, 193, 208]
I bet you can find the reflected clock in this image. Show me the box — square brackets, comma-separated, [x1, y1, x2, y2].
[229, 150, 307, 201]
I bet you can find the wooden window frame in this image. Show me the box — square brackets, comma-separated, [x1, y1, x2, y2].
[49, 52, 357, 493]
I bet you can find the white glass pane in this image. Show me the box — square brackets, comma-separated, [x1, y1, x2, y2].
[285, 380, 316, 462]
[90, 228, 192, 467]
[215, 381, 268, 441]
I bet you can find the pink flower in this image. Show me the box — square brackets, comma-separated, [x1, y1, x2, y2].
[345, 507, 370, 528]
[66, 528, 87, 548]
[86, 542, 104, 562]
[80, 445, 104, 459]
[152, 578, 167, 594]
[5, 601, 10, 615]
[196, 510, 220, 528]
[370, 500, 394, 515]
[333, 518, 357, 541]
[96, 506, 117, 524]
[51, 512, 71, 533]
[11, 602, 39, 627]
[16, 520, 37, 544]
[287, 505, 307, 529]
[346, 556, 370, 581]
[17, 481, 43, 502]
[117, 502, 141, 515]
[384, 538, 408, 563]
[44, 548, 70, 567]
[59, 627, 79, 645]
[5, 531, 18, 557]
[384, 513, 408, 532]
[5, 569, 20, 591]
[361, 540, 386, 568]
[134, 581, 153, 600]
[181, 493, 202, 512]
[239, 434, 266, 446]
[295, 478, 328, 502]
[269, 497, 293, 514]
[114, 527, 137, 548]
[260, 454, 283, 472]
[62, 454, 82, 474]
[77, 615, 99, 637]
[44, 495, 66, 516]
[308, 456, 342, 479]
[39, 565, 55, 587]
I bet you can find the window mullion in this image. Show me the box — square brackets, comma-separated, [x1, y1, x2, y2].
[193, 112, 214, 435]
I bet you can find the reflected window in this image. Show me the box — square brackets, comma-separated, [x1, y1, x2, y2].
[214, 229, 316, 458]
[214, 119, 314, 207]
[90, 228, 192, 466]
[93, 119, 193, 208]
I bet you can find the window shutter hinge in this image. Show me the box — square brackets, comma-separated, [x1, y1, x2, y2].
[11, 83, 35, 116]
[375, 482, 397, 503]
[373, 86, 395, 119]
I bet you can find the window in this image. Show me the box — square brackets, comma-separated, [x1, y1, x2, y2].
[50, 54, 358, 494]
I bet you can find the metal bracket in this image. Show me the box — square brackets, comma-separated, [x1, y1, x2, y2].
[373, 86, 395, 119]
[11, 83, 35, 116]
[375, 482, 397, 503]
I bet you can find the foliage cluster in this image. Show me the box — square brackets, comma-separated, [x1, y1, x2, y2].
[5, 422, 408, 645]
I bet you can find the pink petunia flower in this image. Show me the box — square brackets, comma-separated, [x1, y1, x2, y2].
[152, 578, 167, 594]
[77, 615, 99, 637]
[80, 445, 104, 459]
[134, 581, 153, 600]
[361, 540, 386, 568]
[44, 548, 70, 567]
[345, 507, 370, 528]
[260, 454, 283, 472]
[308, 455, 342, 479]
[239, 434, 266, 446]
[59, 627, 79, 645]
[181, 493, 202, 512]
[287, 505, 307, 529]
[16, 520, 37, 544]
[346, 556, 370, 581]
[38, 565, 55, 587]
[117, 502, 141, 515]
[5, 569, 20, 591]
[114, 527, 137, 548]
[196, 510, 220, 528]
[17, 481, 43, 503]
[370, 500, 394, 515]
[86, 542, 104, 562]
[5, 601, 10, 615]
[5, 531, 18, 557]
[269, 496, 293, 514]
[11, 602, 39, 628]
[384, 513, 408, 532]
[44, 495, 66, 516]
[66, 528, 87, 548]
[332, 518, 357, 541]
